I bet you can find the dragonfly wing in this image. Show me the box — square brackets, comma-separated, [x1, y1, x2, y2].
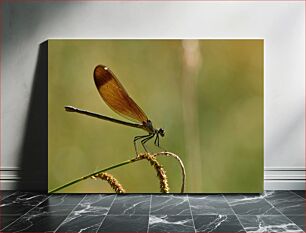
[94, 65, 149, 123]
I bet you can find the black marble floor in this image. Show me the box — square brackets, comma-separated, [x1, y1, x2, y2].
[0, 190, 304, 232]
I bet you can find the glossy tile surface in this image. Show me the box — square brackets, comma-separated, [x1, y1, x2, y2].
[224, 194, 281, 215]
[265, 190, 304, 215]
[98, 215, 149, 232]
[149, 215, 194, 232]
[189, 195, 234, 215]
[238, 215, 303, 232]
[150, 195, 191, 216]
[0, 191, 304, 232]
[193, 215, 245, 232]
[0, 191, 15, 201]
[108, 195, 150, 215]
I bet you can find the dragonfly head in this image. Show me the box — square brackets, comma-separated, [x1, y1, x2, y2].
[158, 128, 165, 137]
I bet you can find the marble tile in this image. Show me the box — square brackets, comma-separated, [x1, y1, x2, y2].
[79, 194, 116, 206]
[238, 215, 303, 232]
[189, 195, 234, 215]
[2, 214, 67, 232]
[148, 215, 195, 232]
[286, 215, 305, 230]
[26, 194, 84, 216]
[291, 191, 305, 199]
[73, 194, 116, 215]
[56, 213, 105, 232]
[151, 195, 191, 216]
[0, 191, 16, 201]
[0, 195, 85, 231]
[0, 215, 22, 230]
[108, 195, 150, 215]
[224, 194, 280, 215]
[224, 193, 266, 202]
[193, 215, 245, 232]
[264, 191, 304, 215]
[0, 191, 304, 232]
[98, 215, 148, 232]
[48, 194, 86, 205]
[0, 192, 49, 215]
[54, 195, 114, 232]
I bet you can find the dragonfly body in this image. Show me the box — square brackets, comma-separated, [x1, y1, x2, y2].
[66, 65, 165, 156]
[137, 119, 165, 152]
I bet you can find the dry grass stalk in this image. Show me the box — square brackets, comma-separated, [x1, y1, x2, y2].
[94, 172, 126, 194]
[50, 150, 185, 194]
[136, 153, 170, 193]
[153, 151, 186, 193]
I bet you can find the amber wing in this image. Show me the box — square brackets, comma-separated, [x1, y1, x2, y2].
[94, 65, 148, 123]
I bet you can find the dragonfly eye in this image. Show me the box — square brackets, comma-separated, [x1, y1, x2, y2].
[158, 128, 165, 137]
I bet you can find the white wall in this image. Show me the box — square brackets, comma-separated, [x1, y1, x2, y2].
[1, 1, 304, 190]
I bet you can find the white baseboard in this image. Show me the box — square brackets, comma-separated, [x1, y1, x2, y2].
[264, 180, 305, 190]
[0, 167, 305, 191]
[0, 167, 20, 190]
[264, 167, 305, 190]
[0, 180, 19, 190]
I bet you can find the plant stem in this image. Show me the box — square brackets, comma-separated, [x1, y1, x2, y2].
[49, 151, 186, 193]
[154, 151, 186, 193]
[49, 158, 137, 193]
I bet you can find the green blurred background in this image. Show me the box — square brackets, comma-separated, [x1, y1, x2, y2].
[48, 40, 263, 193]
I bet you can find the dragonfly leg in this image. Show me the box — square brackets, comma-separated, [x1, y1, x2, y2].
[154, 134, 166, 152]
[154, 134, 159, 146]
[134, 135, 149, 157]
[141, 134, 154, 153]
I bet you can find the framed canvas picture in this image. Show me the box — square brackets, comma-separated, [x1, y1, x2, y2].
[48, 39, 263, 193]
